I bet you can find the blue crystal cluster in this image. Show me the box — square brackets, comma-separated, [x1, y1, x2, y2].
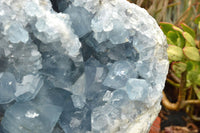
[0, 0, 168, 132]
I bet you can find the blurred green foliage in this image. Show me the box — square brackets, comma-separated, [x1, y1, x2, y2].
[129, 0, 200, 28]
[160, 20, 200, 87]
[160, 17, 200, 120]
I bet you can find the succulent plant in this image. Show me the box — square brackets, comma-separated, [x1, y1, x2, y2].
[160, 14, 200, 121]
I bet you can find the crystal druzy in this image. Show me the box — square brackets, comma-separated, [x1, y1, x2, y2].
[0, 0, 169, 133]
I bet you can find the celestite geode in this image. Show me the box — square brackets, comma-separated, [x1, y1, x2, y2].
[0, 0, 169, 133]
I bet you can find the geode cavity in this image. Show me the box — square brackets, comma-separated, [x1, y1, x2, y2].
[0, 0, 169, 133]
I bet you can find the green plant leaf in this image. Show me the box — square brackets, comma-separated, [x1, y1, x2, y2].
[196, 75, 200, 86]
[183, 47, 200, 61]
[173, 26, 183, 33]
[171, 62, 187, 74]
[180, 23, 195, 38]
[197, 61, 200, 70]
[167, 31, 178, 45]
[194, 85, 200, 100]
[167, 38, 176, 45]
[176, 37, 185, 48]
[167, 45, 184, 61]
[186, 61, 195, 71]
[172, 26, 185, 48]
[159, 22, 174, 35]
[188, 71, 199, 83]
[160, 23, 185, 48]
[185, 41, 192, 47]
[183, 32, 196, 47]
[167, 31, 178, 42]
[194, 14, 200, 24]
[199, 21, 200, 30]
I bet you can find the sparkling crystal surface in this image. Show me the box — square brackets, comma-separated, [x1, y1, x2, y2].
[0, 72, 16, 104]
[0, 0, 169, 133]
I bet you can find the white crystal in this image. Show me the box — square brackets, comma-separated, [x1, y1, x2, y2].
[103, 60, 137, 88]
[0, 72, 16, 104]
[71, 95, 85, 109]
[5, 22, 29, 43]
[64, 5, 93, 37]
[25, 110, 40, 118]
[1, 102, 62, 133]
[15, 74, 43, 102]
[124, 78, 149, 101]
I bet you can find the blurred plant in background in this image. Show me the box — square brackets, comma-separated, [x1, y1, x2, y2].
[160, 17, 200, 121]
[128, 0, 200, 26]
[127, 0, 200, 121]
